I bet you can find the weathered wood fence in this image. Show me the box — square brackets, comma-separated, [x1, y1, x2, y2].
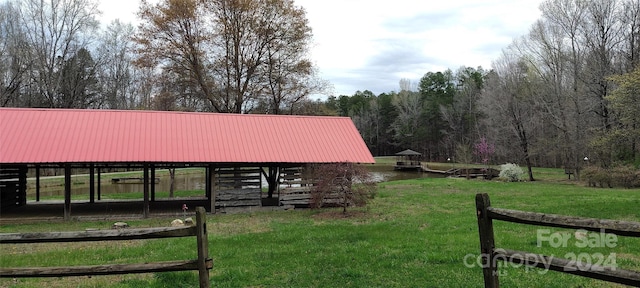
[0, 206, 212, 287]
[475, 193, 640, 287]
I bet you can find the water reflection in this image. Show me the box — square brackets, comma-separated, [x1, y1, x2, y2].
[28, 172, 207, 198]
[366, 164, 440, 182]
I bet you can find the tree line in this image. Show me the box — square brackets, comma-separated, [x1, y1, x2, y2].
[2, 0, 639, 180]
[329, 68, 485, 166]
[340, 0, 640, 180]
[0, 0, 326, 113]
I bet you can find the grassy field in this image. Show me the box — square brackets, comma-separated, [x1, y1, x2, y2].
[1, 165, 639, 287]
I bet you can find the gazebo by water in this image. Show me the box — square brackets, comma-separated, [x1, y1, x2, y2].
[393, 149, 422, 170]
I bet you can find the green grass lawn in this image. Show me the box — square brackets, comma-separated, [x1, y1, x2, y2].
[1, 170, 639, 287]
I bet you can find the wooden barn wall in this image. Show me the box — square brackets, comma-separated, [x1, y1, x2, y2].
[0, 165, 28, 210]
[214, 167, 262, 207]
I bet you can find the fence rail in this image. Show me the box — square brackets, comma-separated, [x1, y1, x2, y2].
[0, 206, 212, 287]
[475, 193, 640, 288]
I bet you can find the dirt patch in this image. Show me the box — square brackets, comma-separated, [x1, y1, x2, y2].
[311, 210, 367, 220]
[3, 240, 142, 256]
[209, 216, 273, 236]
[0, 273, 154, 288]
[418, 222, 431, 230]
[441, 188, 464, 194]
[617, 253, 640, 263]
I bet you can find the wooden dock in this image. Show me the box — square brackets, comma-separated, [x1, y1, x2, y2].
[420, 164, 450, 175]
[420, 164, 500, 179]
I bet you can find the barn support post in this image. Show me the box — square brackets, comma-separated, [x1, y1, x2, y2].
[17, 166, 27, 206]
[150, 164, 156, 202]
[97, 168, 101, 200]
[208, 164, 216, 214]
[205, 166, 211, 199]
[143, 164, 150, 218]
[35, 165, 40, 202]
[64, 164, 71, 221]
[89, 164, 95, 203]
[205, 166, 211, 209]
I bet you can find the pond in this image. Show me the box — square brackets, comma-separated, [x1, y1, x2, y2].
[366, 164, 442, 182]
[28, 171, 208, 199]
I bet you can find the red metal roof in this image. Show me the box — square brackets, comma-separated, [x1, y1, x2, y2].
[0, 108, 375, 164]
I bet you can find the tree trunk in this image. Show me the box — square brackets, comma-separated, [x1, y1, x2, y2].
[267, 166, 278, 198]
[342, 184, 347, 214]
[169, 168, 176, 198]
[517, 121, 535, 182]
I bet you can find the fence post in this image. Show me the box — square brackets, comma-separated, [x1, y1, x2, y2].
[476, 193, 499, 288]
[195, 207, 211, 287]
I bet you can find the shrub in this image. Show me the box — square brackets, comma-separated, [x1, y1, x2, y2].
[499, 163, 524, 182]
[583, 164, 640, 188]
[606, 164, 640, 188]
[582, 166, 612, 188]
[610, 164, 637, 188]
[307, 163, 377, 213]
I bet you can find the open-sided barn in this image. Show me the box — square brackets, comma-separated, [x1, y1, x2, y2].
[0, 108, 374, 220]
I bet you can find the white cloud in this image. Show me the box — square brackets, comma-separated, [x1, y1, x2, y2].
[99, 0, 140, 25]
[296, 0, 544, 95]
[98, 0, 544, 96]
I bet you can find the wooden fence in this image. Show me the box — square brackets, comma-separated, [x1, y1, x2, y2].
[475, 193, 640, 287]
[0, 206, 212, 287]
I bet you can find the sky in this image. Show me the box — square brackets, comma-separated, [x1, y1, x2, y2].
[99, 0, 545, 96]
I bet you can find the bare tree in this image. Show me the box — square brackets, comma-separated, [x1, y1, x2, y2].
[532, 1, 588, 171]
[134, 0, 213, 111]
[57, 48, 100, 108]
[517, 0, 627, 173]
[521, 17, 587, 173]
[134, 0, 318, 113]
[391, 82, 423, 151]
[212, 0, 322, 113]
[351, 96, 380, 153]
[96, 20, 137, 109]
[580, 0, 623, 131]
[18, 0, 100, 108]
[0, 1, 31, 107]
[207, 0, 269, 113]
[480, 52, 539, 181]
[258, 0, 326, 114]
[619, 0, 640, 72]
